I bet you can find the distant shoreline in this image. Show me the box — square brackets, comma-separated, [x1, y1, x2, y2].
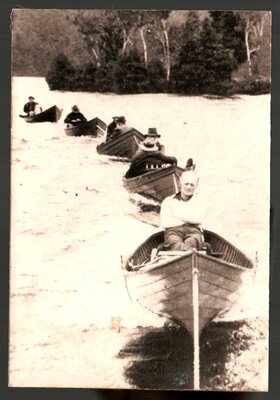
[12, 75, 271, 97]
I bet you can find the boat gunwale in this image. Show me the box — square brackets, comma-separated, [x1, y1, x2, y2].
[122, 165, 185, 190]
[124, 229, 254, 276]
[124, 249, 252, 277]
[64, 117, 102, 136]
[97, 128, 145, 152]
[23, 105, 62, 123]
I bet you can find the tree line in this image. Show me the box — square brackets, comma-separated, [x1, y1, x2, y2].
[12, 10, 271, 96]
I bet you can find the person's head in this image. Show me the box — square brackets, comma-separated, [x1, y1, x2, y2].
[179, 170, 199, 200]
[112, 116, 119, 122]
[28, 96, 35, 102]
[72, 105, 80, 113]
[144, 128, 161, 145]
[117, 116, 126, 125]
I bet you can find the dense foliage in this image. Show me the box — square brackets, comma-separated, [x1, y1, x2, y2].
[12, 10, 271, 96]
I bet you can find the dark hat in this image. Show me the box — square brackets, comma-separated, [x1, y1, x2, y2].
[144, 128, 161, 138]
[117, 116, 126, 124]
[28, 96, 35, 100]
[72, 105, 80, 112]
[112, 116, 119, 120]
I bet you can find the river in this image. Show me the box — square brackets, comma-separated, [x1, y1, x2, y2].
[9, 77, 270, 389]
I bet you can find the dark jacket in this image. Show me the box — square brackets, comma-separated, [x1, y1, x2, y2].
[23, 101, 38, 114]
[107, 121, 117, 135]
[125, 152, 177, 179]
[64, 112, 87, 126]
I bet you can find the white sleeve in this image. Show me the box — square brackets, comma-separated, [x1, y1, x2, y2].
[172, 195, 207, 225]
[160, 197, 173, 228]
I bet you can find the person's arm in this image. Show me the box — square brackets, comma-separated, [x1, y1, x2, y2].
[23, 104, 28, 113]
[160, 197, 178, 228]
[172, 195, 207, 225]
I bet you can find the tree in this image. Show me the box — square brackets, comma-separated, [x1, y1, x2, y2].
[112, 51, 148, 93]
[45, 53, 75, 90]
[237, 11, 271, 77]
[174, 17, 238, 94]
[144, 11, 172, 81]
[210, 11, 247, 65]
[12, 9, 89, 76]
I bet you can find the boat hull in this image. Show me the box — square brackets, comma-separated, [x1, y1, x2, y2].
[21, 105, 62, 123]
[124, 230, 254, 336]
[96, 128, 145, 159]
[64, 117, 107, 137]
[123, 165, 185, 201]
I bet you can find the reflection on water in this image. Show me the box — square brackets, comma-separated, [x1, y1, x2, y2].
[119, 318, 265, 391]
[119, 323, 193, 389]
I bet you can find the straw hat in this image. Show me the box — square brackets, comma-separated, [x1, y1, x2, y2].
[138, 142, 160, 152]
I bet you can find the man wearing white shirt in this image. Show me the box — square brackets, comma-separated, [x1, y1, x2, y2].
[160, 170, 207, 251]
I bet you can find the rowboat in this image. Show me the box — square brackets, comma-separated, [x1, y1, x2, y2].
[64, 117, 107, 137]
[123, 229, 254, 388]
[123, 165, 185, 201]
[124, 229, 254, 335]
[20, 105, 62, 123]
[96, 128, 145, 159]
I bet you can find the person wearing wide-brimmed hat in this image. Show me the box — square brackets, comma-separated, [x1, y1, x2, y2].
[23, 96, 42, 116]
[64, 105, 87, 127]
[124, 127, 177, 179]
[135, 128, 165, 156]
[106, 116, 119, 142]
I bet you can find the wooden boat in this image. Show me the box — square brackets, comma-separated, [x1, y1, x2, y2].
[96, 128, 145, 159]
[123, 165, 185, 201]
[123, 230, 254, 388]
[64, 117, 107, 137]
[20, 105, 62, 123]
[124, 230, 254, 336]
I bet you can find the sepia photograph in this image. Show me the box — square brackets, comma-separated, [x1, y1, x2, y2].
[9, 8, 270, 391]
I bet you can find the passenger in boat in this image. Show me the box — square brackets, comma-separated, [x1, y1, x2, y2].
[64, 105, 87, 126]
[124, 130, 177, 179]
[23, 96, 42, 116]
[160, 170, 207, 252]
[134, 128, 165, 156]
[109, 116, 132, 139]
[106, 116, 119, 141]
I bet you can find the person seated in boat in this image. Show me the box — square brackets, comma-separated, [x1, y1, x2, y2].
[106, 116, 119, 141]
[64, 105, 87, 127]
[23, 96, 42, 116]
[135, 128, 165, 156]
[160, 170, 207, 252]
[109, 116, 132, 139]
[124, 131, 177, 179]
